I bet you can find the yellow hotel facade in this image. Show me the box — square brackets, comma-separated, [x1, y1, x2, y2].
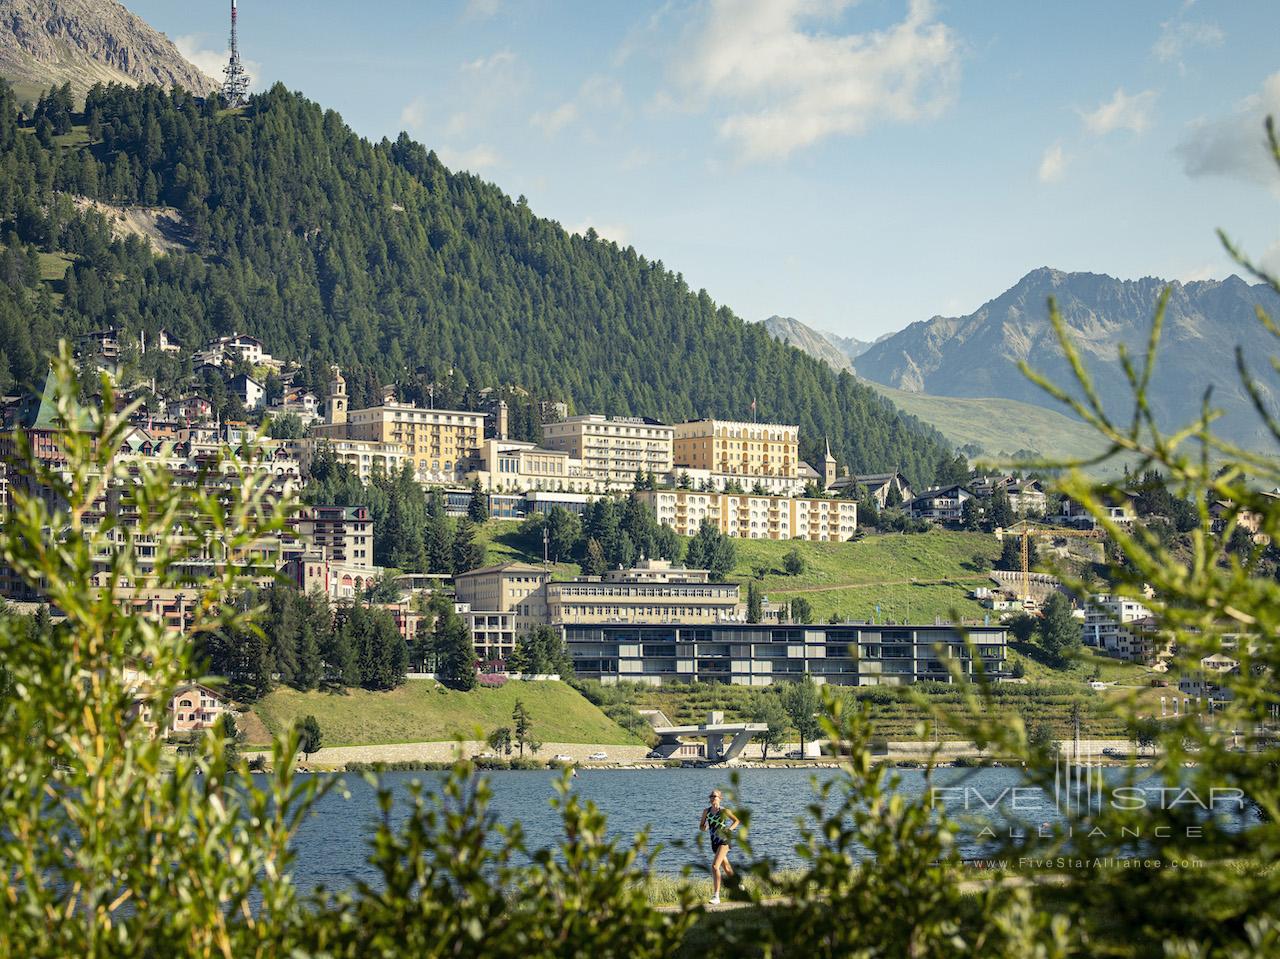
[635, 489, 857, 542]
[672, 419, 799, 481]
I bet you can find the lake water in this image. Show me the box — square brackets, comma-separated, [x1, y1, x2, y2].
[286, 766, 1112, 890]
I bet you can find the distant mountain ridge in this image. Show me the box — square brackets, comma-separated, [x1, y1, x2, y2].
[0, 0, 216, 101]
[854, 267, 1280, 448]
[760, 315, 872, 373]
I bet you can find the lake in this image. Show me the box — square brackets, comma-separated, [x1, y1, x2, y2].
[286, 765, 1112, 890]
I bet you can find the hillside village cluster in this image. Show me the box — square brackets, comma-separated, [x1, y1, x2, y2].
[0, 326, 1238, 734]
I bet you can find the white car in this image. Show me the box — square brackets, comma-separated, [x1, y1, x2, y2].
[587, 752, 608, 761]
[1089, 681, 1107, 690]
[552, 754, 574, 763]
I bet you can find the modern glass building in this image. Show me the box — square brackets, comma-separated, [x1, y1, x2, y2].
[562, 623, 1007, 687]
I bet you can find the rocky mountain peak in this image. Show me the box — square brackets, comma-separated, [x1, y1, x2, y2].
[0, 0, 217, 101]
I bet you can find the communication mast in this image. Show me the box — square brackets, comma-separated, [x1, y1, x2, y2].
[221, 0, 250, 107]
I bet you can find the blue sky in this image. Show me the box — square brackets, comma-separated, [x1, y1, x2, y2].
[129, 0, 1280, 341]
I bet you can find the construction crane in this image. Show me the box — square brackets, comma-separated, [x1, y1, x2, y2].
[1000, 520, 1104, 607]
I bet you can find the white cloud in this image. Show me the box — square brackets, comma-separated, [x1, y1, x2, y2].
[1177, 262, 1227, 283]
[463, 0, 501, 20]
[531, 76, 624, 136]
[1153, 18, 1223, 67]
[1037, 143, 1069, 183]
[463, 50, 516, 72]
[400, 97, 428, 131]
[1177, 71, 1280, 188]
[675, 0, 960, 161]
[438, 145, 501, 172]
[1080, 88, 1157, 137]
[173, 35, 263, 92]
[532, 101, 579, 136]
[566, 219, 631, 245]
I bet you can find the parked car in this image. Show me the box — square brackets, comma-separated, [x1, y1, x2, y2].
[552, 754, 574, 763]
[1089, 681, 1107, 690]
[784, 750, 805, 759]
[474, 752, 496, 760]
[646, 750, 665, 760]
[587, 752, 608, 761]
[1102, 748, 1122, 758]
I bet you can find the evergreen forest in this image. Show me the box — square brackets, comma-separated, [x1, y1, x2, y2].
[0, 80, 954, 484]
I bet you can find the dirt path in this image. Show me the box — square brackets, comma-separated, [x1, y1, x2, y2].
[244, 740, 654, 769]
[772, 574, 993, 594]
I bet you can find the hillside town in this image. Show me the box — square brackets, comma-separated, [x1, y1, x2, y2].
[0, 324, 1246, 739]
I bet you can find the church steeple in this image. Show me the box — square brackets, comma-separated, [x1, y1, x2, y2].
[822, 438, 837, 490]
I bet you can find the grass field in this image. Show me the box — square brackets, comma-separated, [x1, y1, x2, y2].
[36, 251, 74, 281]
[727, 531, 1001, 624]
[869, 383, 1134, 476]
[474, 521, 582, 579]
[474, 522, 1001, 625]
[249, 680, 642, 747]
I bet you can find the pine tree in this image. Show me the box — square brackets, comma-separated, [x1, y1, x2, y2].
[467, 478, 489, 522]
[512, 700, 532, 757]
[435, 601, 477, 691]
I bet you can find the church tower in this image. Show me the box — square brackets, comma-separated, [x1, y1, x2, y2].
[326, 365, 348, 427]
[822, 439, 837, 491]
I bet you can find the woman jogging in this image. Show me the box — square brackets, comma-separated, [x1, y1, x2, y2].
[699, 789, 740, 905]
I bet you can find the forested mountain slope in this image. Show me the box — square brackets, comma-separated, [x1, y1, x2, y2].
[0, 80, 953, 484]
[855, 267, 1280, 448]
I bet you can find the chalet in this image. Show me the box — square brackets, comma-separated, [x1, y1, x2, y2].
[905, 485, 974, 523]
[75, 326, 123, 361]
[171, 395, 214, 424]
[168, 684, 228, 734]
[1006, 480, 1047, 516]
[229, 373, 265, 411]
[1057, 494, 1135, 527]
[194, 333, 281, 371]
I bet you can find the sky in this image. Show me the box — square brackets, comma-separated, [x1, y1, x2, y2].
[128, 0, 1280, 341]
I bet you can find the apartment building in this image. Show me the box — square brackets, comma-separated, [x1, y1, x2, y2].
[635, 489, 857, 542]
[672, 419, 799, 485]
[546, 559, 741, 626]
[315, 385, 484, 485]
[541, 415, 674, 489]
[563, 622, 1008, 687]
[292, 505, 373, 568]
[1178, 652, 1239, 705]
[1082, 595, 1160, 663]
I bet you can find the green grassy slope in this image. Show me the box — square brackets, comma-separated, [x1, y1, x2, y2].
[727, 531, 1001, 624]
[250, 680, 643, 747]
[475, 522, 1001, 625]
[868, 383, 1131, 475]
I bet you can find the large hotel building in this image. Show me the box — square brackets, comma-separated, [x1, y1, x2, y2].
[313, 370, 483, 484]
[636, 489, 857, 542]
[673, 419, 799, 481]
[541, 415, 674, 489]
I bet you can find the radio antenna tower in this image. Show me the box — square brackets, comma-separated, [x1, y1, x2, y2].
[221, 0, 250, 106]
